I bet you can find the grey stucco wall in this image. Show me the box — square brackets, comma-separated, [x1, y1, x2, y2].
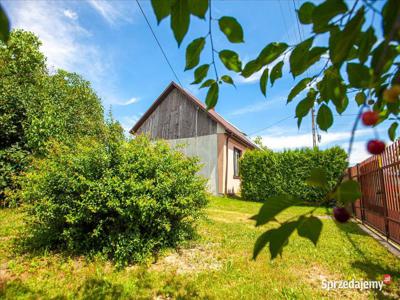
[167, 134, 218, 195]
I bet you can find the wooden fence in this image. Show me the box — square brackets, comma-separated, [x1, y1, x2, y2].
[347, 140, 400, 246]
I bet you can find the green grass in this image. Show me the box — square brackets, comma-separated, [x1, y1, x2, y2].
[1, 196, 399, 299]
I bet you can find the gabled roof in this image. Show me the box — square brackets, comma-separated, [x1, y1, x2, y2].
[130, 82, 257, 149]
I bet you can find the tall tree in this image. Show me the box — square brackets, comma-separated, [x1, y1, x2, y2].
[0, 30, 106, 203]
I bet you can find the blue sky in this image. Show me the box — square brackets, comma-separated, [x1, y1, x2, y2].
[3, 0, 388, 164]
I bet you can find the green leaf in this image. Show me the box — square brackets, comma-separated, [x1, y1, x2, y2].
[296, 95, 314, 119]
[293, 46, 328, 77]
[382, 0, 400, 40]
[255, 194, 299, 227]
[171, 0, 190, 46]
[355, 92, 366, 106]
[297, 216, 323, 246]
[334, 180, 361, 205]
[298, 2, 315, 24]
[290, 40, 325, 77]
[0, 5, 9, 43]
[221, 75, 235, 87]
[205, 82, 219, 109]
[151, 0, 171, 24]
[260, 68, 269, 97]
[185, 37, 206, 70]
[191, 64, 209, 84]
[257, 42, 288, 66]
[253, 231, 272, 260]
[358, 27, 377, 64]
[268, 221, 299, 259]
[200, 79, 215, 88]
[329, 8, 365, 64]
[389, 122, 398, 141]
[317, 104, 333, 131]
[371, 42, 397, 76]
[270, 61, 283, 86]
[290, 38, 313, 77]
[306, 168, 328, 188]
[288, 78, 312, 103]
[218, 16, 244, 43]
[336, 95, 348, 115]
[347, 63, 372, 89]
[188, 0, 208, 19]
[219, 50, 242, 72]
[312, 0, 347, 33]
[241, 59, 263, 78]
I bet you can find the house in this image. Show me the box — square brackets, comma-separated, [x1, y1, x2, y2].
[130, 82, 257, 195]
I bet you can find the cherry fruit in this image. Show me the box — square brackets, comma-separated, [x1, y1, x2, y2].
[333, 207, 350, 223]
[361, 111, 379, 126]
[367, 139, 385, 155]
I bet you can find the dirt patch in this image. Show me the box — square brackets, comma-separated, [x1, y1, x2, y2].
[0, 264, 12, 292]
[207, 209, 254, 225]
[151, 243, 222, 275]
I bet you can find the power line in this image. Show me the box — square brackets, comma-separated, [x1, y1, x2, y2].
[248, 114, 359, 136]
[248, 115, 293, 136]
[292, 0, 317, 148]
[135, 0, 183, 87]
[278, 0, 294, 43]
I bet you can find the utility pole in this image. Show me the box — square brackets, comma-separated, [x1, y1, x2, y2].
[311, 106, 317, 148]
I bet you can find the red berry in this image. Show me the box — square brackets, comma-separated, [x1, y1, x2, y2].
[333, 207, 350, 223]
[367, 139, 385, 155]
[361, 111, 379, 126]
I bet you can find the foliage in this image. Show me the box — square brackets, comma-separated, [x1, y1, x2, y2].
[240, 147, 348, 204]
[0, 30, 106, 203]
[18, 135, 208, 266]
[0, 145, 30, 207]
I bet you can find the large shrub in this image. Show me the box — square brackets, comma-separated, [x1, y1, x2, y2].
[240, 147, 348, 203]
[18, 135, 207, 266]
[0, 30, 106, 202]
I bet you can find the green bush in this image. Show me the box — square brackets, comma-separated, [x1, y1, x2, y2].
[0, 145, 30, 206]
[18, 135, 208, 266]
[240, 147, 348, 203]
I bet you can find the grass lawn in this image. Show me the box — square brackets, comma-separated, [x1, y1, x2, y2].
[1, 196, 399, 299]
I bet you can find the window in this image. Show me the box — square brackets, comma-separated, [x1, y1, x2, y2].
[233, 147, 242, 178]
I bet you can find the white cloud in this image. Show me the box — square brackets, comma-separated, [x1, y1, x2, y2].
[229, 100, 273, 116]
[256, 127, 371, 151]
[63, 9, 78, 20]
[4, 1, 130, 106]
[229, 95, 283, 116]
[112, 97, 140, 106]
[8, 1, 106, 79]
[345, 141, 370, 166]
[87, 0, 134, 25]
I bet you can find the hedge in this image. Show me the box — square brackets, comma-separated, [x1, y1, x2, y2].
[240, 147, 348, 203]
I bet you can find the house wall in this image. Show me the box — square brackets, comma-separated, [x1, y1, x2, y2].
[217, 134, 250, 195]
[167, 134, 218, 194]
[134, 88, 222, 194]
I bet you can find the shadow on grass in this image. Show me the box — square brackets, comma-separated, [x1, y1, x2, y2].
[1, 271, 203, 300]
[0, 277, 124, 300]
[351, 261, 400, 300]
[331, 214, 400, 299]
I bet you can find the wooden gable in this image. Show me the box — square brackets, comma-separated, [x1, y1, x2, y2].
[135, 87, 217, 140]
